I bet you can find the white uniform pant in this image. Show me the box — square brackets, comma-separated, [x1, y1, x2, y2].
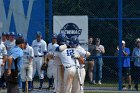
[80, 67, 86, 93]
[53, 65, 64, 93]
[64, 66, 80, 93]
[21, 63, 33, 81]
[0, 60, 4, 78]
[32, 57, 44, 79]
[47, 60, 54, 78]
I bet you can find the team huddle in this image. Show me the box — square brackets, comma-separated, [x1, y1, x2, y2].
[0, 31, 90, 93]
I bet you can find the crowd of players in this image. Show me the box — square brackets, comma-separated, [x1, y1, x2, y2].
[0, 31, 91, 93]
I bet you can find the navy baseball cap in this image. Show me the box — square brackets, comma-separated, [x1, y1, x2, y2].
[2, 32, 7, 36]
[6, 32, 10, 36]
[17, 33, 23, 38]
[52, 33, 57, 39]
[10, 32, 15, 36]
[36, 31, 42, 37]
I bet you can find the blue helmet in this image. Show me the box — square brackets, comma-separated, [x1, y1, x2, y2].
[10, 32, 15, 36]
[17, 33, 23, 38]
[36, 31, 42, 37]
[2, 32, 7, 36]
[69, 36, 79, 47]
[52, 33, 57, 39]
[57, 33, 67, 44]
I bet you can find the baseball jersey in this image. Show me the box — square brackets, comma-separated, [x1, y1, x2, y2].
[76, 45, 87, 58]
[0, 43, 7, 59]
[48, 43, 53, 52]
[52, 43, 62, 65]
[32, 39, 47, 56]
[55, 48, 80, 67]
[23, 44, 34, 64]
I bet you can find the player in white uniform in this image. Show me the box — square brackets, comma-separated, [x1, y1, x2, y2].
[0, 37, 7, 88]
[0, 32, 7, 88]
[47, 34, 58, 90]
[21, 40, 34, 92]
[69, 36, 91, 93]
[54, 33, 81, 93]
[32, 31, 47, 89]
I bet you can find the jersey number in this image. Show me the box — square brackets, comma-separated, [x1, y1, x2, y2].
[67, 50, 74, 56]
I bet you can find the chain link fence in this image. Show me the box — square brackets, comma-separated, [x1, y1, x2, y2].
[44, 0, 140, 91]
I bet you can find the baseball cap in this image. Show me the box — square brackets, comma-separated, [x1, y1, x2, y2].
[52, 33, 57, 39]
[2, 32, 7, 36]
[10, 32, 15, 36]
[15, 38, 25, 45]
[36, 31, 42, 37]
[122, 40, 125, 44]
[6, 32, 10, 36]
[17, 33, 23, 38]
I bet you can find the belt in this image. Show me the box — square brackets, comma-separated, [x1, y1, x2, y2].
[65, 65, 76, 68]
[34, 55, 43, 57]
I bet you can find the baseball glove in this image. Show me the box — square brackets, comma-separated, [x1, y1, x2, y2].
[41, 63, 48, 71]
[78, 56, 85, 64]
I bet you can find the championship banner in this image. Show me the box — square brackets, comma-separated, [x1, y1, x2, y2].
[53, 16, 88, 50]
[0, 0, 45, 45]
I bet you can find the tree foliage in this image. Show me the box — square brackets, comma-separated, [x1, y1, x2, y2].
[50, 0, 140, 55]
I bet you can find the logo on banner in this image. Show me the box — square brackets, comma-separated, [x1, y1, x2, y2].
[60, 23, 82, 38]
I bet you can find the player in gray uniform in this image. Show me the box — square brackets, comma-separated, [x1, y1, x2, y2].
[32, 31, 47, 89]
[21, 40, 34, 92]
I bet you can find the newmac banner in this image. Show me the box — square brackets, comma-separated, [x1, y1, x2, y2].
[53, 16, 88, 50]
[0, 0, 45, 45]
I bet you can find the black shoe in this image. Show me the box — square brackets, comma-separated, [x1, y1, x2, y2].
[46, 86, 51, 90]
[22, 89, 25, 92]
[39, 86, 42, 90]
[134, 85, 138, 91]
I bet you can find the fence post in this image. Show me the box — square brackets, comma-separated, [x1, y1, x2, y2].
[118, 0, 123, 91]
[49, 0, 53, 43]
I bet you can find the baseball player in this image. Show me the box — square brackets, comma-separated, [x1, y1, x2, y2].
[51, 34, 65, 93]
[21, 40, 34, 92]
[69, 36, 90, 92]
[47, 34, 57, 90]
[32, 31, 47, 89]
[0, 32, 7, 88]
[54, 33, 81, 93]
[0, 37, 7, 89]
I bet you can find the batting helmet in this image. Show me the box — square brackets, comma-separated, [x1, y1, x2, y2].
[69, 36, 79, 47]
[57, 33, 67, 45]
